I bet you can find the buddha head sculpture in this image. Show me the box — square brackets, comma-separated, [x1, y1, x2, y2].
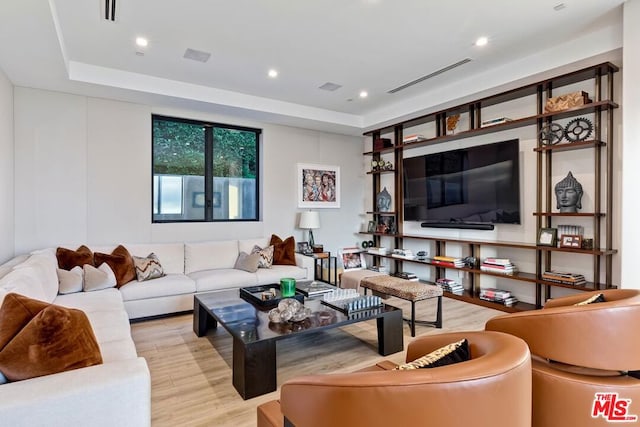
[554, 171, 583, 212]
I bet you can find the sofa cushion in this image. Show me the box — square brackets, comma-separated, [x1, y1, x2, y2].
[190, 269, 257, 292]
[0, 293, 103, 382]
[57, 266, 84, 294]
[83, 263, 117, 292]
[56, 245, 94, 270]
[125, 243, 185, 275]
[0, 293, 50, 350]
[395, 338, 470, 370]
[270, 235, 296, 266]
[574, 293, 606, 306]
[185, 240, 239, 274]
[0, 254, 29, 280]
[94, 245, 137, 287]
[238, 238, 269, 255]
[234, 251, 261, 273]
[0, 263, 49, 303]
[14, 251, 59, 302]
[118, 274, 196, 302]
[133, 253, 165, 282]
[252, 245, 274, 268]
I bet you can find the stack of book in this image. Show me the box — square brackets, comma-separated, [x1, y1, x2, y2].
[367, 247, 389, 255]
[431, 255, 464, 268]
[403, 134, 426, 144]
[393, 271, 419, 281]
[557, 225, 584, 238]
[480, 258, 518, 275]
[435, 278, 464, 295]
[479, 288, 519, 307]
[368, 265, 389, 274]
[542, 270, 587, 286]
[391, 249, 416, 260]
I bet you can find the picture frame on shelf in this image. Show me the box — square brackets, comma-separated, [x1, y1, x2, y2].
[560, 234, 582, 249]
[537, 228, 558, 247]
[297, 242, 311, 255]
[297, 163, 340, 208]
[339, 247, 366, 271]
[367, 220, 377, 233]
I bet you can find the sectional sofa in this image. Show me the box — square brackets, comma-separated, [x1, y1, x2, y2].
[0, 237, 313, 426]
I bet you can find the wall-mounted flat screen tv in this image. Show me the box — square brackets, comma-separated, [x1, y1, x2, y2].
[403, 139, 521, 226]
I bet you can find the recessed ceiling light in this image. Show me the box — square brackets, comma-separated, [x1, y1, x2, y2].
[475, 36, 488, 47]
[359, 91, 368, 98]
[268, 69, 278, 78]
[135, 37, 148, 48]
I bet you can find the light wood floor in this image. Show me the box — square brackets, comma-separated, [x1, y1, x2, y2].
[130, 296, 503, 427]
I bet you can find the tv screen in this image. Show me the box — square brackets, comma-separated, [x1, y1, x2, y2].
[403, 139, 521, 225]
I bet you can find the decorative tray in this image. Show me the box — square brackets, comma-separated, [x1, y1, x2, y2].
[239, 284, 304, 308]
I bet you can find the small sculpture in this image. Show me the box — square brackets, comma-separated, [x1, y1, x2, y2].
[554, 171, 583, 213]
[376, 187, 392, 212]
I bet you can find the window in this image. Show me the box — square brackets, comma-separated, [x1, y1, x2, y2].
[152, 115, 260, 222]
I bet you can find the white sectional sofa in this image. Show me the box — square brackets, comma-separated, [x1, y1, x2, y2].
[0, 237, 313, 426]
[0, 250, 151, 427]
[101, 237, 314, 320]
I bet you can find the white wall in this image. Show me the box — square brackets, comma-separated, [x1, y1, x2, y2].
[13, 88, 363, 256]
[0, 67, 13, 263]
[621, 0, 640, 290]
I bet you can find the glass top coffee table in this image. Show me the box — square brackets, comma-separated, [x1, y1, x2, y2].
[193, 284, 403, 399]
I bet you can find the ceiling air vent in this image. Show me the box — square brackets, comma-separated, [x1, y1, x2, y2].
[183, 48, 211, 63]
[104, 0, 116, 21]
[319, 82, 342, 92]
[387, 58, 472, 94]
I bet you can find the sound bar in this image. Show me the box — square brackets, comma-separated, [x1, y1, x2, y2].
[421, 222, 495, 231]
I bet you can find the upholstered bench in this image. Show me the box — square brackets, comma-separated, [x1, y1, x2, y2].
[360, 275, 443, 337]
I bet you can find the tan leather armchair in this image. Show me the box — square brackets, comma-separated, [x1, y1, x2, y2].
[486, 289, 640, 427]
[257, 331, 531, 427]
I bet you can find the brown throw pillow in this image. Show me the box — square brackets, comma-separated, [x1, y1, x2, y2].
[56, 245, 94, 270]
[0, 293, 50, 351]
[93, 245, 136, 287]
[0, 294, 102, 382]
[270, 234, 296, 266]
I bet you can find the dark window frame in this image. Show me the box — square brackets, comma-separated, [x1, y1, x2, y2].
[151, 114, 261, 223]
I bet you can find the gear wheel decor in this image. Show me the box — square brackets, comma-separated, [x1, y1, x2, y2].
[564, 117, 593, 142]
[539, 123, 564, 145]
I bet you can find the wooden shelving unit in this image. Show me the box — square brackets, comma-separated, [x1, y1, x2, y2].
[361, 62, 619, 312]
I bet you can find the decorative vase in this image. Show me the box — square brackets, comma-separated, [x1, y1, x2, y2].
[280, 278, 296, 298]
[376, 187, 392, 212]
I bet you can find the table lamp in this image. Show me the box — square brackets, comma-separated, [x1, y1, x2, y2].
[298, 211, 320, 247]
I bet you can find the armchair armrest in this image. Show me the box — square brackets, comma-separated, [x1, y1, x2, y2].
[294, 253, 315, 280]
[486, 292, 640, 370]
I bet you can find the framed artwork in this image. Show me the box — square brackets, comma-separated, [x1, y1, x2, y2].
[297, 242, 311, 254]
[560, 234, 582, 249]
[537, 227, 558, 247]
[339, 247, 366, 271]
[297, 163, 340, 208]
[367, 220, 377, 233]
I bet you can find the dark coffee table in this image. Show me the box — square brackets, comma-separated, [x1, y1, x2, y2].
[193, 287, 403, 399]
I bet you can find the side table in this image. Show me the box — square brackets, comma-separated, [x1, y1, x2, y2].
[300, 252, 337, 285]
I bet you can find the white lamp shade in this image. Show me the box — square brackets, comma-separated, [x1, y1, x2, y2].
[299, 211, 320, 229]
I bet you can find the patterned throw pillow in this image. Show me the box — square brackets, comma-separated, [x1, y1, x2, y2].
[251, 245, 274, 268]
[133, 253, 165, 282]
[574, 293, 606, 306]
[394, 339, 470, 370]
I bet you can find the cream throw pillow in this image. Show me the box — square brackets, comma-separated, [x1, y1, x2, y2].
[234, 251, 261, 273]
[83, 263, 117, 292]
[57, 266, 84, 294]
